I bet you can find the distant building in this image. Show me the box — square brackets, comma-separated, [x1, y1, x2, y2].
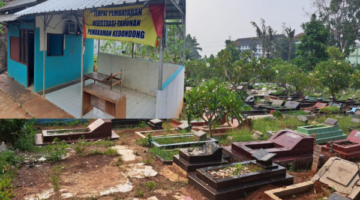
[347, 43, 360, 66]
[235, 34, 285, 58]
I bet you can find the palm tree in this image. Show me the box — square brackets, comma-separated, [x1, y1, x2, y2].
[265, 27, 282, 58]
[250, 18, 267, 58]
[285, 27, 296, 62]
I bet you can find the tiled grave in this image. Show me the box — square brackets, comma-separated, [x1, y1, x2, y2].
[284, 101, 300, 110]
[312, 157, 360, 199]
[322, 130, 360, 159]
[224, 130, 324, 167]
[297, 118, 347, 144]
[151, 135, 218, 149]
[173, 142, 229, 173]
[35, 119, 119, 145]
[188, 149, 293, 200]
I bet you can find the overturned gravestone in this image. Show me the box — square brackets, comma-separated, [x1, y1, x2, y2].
[297, 116, 308, 124]
[324, 118, 338, 127]
[178, 122, 189, 131]
[312, 157, 360, 199]
[148, 119, 163, 130]
[194, 130, 206, 141]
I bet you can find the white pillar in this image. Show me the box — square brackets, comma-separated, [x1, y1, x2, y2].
[80, 35, 84, 118]
[43, 16, 46, 97]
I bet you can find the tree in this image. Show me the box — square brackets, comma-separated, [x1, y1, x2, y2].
[285, 67, 317, 98]
[327, 46, 345, 60]
[250, 18, 267, 58]
[265, 27, 282, 59]
[278, 37, 296, 61]
[185, 79, 246, 137]
[309, 0, 360, 57]
[285, 27, 296, 61]
[270, 59, 295, 94]
[314, 59, 354, 101]
[185, 34, 202, 60]
[215, 49, 268, 94]
[297, 14, 330, 71]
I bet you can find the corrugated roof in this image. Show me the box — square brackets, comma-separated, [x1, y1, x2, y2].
[15, 0, 185, 20]
[15, 0, 148, 15]
[0, 0, 37, 12]
[0, 14, 20, 22]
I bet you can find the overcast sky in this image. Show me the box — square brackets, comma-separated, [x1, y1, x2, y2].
[186, 0, 315, 57]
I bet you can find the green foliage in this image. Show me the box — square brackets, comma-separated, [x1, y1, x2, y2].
[50, 165, 63, 191]
[314, 59, 353, 100]
[137, 134, 153, 147]
[103, 148, 118, 156]
[232, 164, 243, 175]
[150, 147, 179, 161]
[289, 163, 295, 172]
[44, 138, 67, 163]
[0, 151, 23, 174]
[272, 111, 283, 118]
[186, 59, 216, 87]
[327, 46, 345, 60]
[145, 181, 156, 191]
[185, 79, 246, 137]
[297, 14, 330, 71]
[319, 106, 340, 114]
[74, 137, 86, 154]
[163, 122, 172, 132]
[0, 119, 36, 151]
[139, 121, 147, 128]
[135, 188, 144, 197]
[116, 156, 123, 166]
[0, 175, 15, 200]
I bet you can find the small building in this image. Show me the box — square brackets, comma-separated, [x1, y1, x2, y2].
[0, 0, 186, 119]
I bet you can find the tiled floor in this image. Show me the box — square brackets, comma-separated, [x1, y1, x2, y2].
[45, 80, 156, 119]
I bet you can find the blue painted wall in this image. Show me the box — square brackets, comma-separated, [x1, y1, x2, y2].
[34, 27, 94, 92]
[7, 17, 34, 87]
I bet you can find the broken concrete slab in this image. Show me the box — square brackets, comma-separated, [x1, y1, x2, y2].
[25, 189, 55, 200]
[110, 146, 136, 161]
[327, 193, 351, 200]
[266, 131, 275, 138]
[159, 166, 187, 182]
[265, 181, 313, 200]
[125, 163, 157, 178]
[312, 157, 360, 199]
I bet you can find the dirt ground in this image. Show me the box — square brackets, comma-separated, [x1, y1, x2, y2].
[10, 125, 344, 200]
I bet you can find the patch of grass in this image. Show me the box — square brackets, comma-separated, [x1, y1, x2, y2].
[0, 174, 15, 200]
[0, 151, 23, 175]
[285, 110, 308, 116]
[50, 165, 63, 191]
[136, 134, 153, 147]
[143, 154, 154, 165]
[74, 137, 86, 154]
[135, 187, 144, 197]
[226, 128, 255, 142]
[104, 148, 118, 156]
[91, 139, 116, 147]
[252, 117, 304, 136]
[153, 136, 200, 145]
[139, 121, 147, 128]
[272, 110, 283, 118]
[145, 181, 156, 191]
[150, 147, 179, 161]
[319, 106, 340, 114]
[43, 138, 67, 163]
[88, 150, 103, 155]
[116, 156, 123, 166]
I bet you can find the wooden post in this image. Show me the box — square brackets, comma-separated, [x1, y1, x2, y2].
[312, 145, 321, 172]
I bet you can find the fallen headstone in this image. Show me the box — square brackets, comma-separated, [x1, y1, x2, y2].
[194, 130, 206, 141]
[312, 157, 360, 199]
[324, 118, 338, 127]
[297, 116, 308, 124]
[0, 142, 7, 152]
[351, 118, 360, 123]
[178, 122, 189, 130]
[266, 131, 275, 138]
[252, 131, 264, 140]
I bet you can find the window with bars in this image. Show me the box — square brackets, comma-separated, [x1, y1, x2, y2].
[10, 30, 30, 64]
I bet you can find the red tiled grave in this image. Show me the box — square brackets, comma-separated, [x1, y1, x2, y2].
[322, 130, 360, 159]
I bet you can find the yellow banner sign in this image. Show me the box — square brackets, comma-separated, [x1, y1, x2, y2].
[83, 4, 165, 47]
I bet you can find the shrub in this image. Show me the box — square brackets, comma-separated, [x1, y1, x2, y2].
[104, 148, 118, 156]
[0, 119, 36, 152]
[137, 134, 153, 147]
[44, 138, 67, 162]
[0, 151, 23, 173]
[0, 175, 15, 200]
[319, 106, 340, 114]
[145, 181, 156, 191]
[74, 137, 86, 154]
[50, 165, 63, 191]
[272, 110, 283, 118]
